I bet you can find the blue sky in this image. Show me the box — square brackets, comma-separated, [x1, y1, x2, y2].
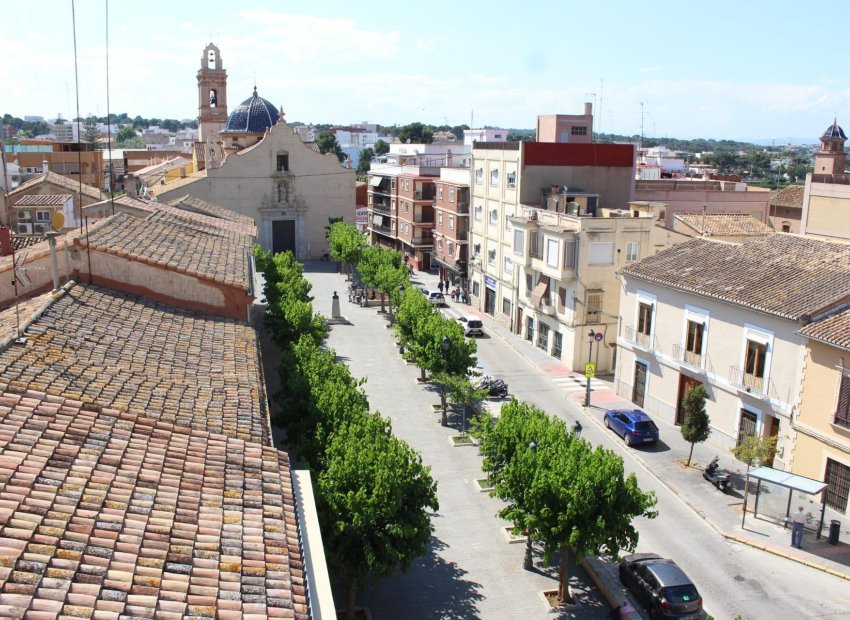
[2, 0, 848, 142]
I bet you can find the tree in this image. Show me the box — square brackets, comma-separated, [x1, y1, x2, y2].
[327, 221, 365, 276]
[434, 373, 489, 435]
[357, 147, 374, 174]
[680, 384, 711, 466]
[399, 122, 433, 144]
[731, 434, 778, 471]
[318, 412, 438, 620]
[358, 245, 408, 314]
[316, 130, 345, 163]
[374, 139, 390, 156]
[82, 115, 101, 148]
[394, 285, 436, 354]
[746, 151, 771, 179]
[409, 310, 476, 384]
[116, 126, 137, 143]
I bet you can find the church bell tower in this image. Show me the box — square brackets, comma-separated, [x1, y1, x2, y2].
[197, 43, 228, 143]
[813, 119, 848, 184]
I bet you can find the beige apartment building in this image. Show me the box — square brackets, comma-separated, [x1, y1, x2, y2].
[616, 235, 850, 470]
[792, 309, 850, 517]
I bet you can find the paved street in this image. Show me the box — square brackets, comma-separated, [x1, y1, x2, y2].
[301, 262, 850, 619]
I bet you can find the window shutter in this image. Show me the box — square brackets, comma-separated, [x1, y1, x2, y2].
[837, 373, 850, 426]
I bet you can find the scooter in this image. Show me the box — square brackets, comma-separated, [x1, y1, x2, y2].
[478, 376, 509, 398]
[703, 456, 731, 492]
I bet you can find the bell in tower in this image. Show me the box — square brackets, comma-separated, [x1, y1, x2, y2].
[197, 43, 228, 144]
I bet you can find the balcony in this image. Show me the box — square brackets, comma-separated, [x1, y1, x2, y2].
[673, 343, 704, 371]
[411, 236, 433, 246]
[539, 299, 556, 316]
[371, 224, 394, 236]
[455, 201, 469, 214]
[728, 365, 781, 402]
[372, 201, 391, 213]
[623, 326, 657, 352]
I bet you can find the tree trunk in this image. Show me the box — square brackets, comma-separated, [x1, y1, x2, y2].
[345, 577, 357, 620]
[420, 366, 427, 382]
[558, 545, 574, 605]
[380, 292, 386, 313]
[687, 442, 695, 467]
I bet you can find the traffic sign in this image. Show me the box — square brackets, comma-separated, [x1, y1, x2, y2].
[595, 332, 603, 342]
[585, 363, 595, 378]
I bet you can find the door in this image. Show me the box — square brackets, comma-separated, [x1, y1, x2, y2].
[632, 361, 647, 408]
[272, 219, 296, 256]
[737, 409, 758, 448]
[676, 374, 702, 425]
[484, 288, 496, 315]
[765, 415, 779, 466]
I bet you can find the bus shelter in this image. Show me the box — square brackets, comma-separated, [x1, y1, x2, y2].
[741, 466, 828, 539]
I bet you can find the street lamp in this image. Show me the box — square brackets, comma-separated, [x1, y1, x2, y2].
[524, 439, 538, 570]
[584, 330, 596, 408]
[440, 335, 451, 427]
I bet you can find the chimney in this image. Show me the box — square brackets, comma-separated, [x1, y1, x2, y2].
[584, 102, 592, 116]
[0, 227, 11, 257]
[42, 160, 49, 174]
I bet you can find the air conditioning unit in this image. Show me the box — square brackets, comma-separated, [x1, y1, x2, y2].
[16, 223, 33, 235]
[34, 223, 47, 234]
[530, 211, 538, 221]
[17, 210, 32, 221]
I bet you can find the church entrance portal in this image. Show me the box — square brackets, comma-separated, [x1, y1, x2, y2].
[272, 220, 296, 256]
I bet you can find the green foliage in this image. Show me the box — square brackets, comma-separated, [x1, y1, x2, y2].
[731, 434, 778, 470]
[398, 122, 433, 144]
[327, 221, 364, 271]
[82, 115, 101, 148]
[318, 412, 438, 618]
[316, 130, 346, 163]
[394, 286, 436, 351]
[680, 384, 711, 466]
[373, 139, 390, 156]
[357, 147, 374, 174]
[477, 400, 657, 604]
[410, 311, 476, 380]
[116, 126, 137, 143]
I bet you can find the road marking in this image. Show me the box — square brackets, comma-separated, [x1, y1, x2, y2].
[550, 374, 609, 394]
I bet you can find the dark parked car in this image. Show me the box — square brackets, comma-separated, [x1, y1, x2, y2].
[604, 408, 659, 446]
[619, 553, 703, 619]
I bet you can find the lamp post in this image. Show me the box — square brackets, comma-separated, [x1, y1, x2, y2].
[584, 330, 596, 408]
[440, 335, 450, 427]
[524, 439, 538, 570]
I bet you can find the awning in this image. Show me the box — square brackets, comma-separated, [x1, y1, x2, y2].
[747, 467, 827, 495]
[370, 176, 383, 187]
[372, 214, 384, 226]
[530, 275, 550, 308]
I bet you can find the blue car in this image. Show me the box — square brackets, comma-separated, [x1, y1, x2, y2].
[604, 409, 659, 446]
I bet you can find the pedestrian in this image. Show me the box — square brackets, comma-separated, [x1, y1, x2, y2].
[791, 505, 805, 548]
[438, 281, 444, 294]
[573, 420, 583, 437]
[444, 279, 450, 294]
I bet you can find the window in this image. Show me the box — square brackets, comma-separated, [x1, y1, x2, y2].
[438, 185, 443, 200]
[825, 458, 850, 513]
[744, 339, 768, 383]
[438, 212, 443, 225]
[36, 211, 51, 222]
[546, 238, 559, 268]
[472, 281, 480, 296]
[391, 199, 396, 211]
[437, 239, 443, 251]
[490, 168, 499, 187]
[489, 209, 498, 226]
[571, 126, 588, 136]
[474, 205, 483, 221]
[507, 171, 516, 189]
[502, 297, 512, 316]
[526, 274, 533, 295]
[835, 372, 850, 428]
[553, 332, 563, 359]
[736, 410, 758, 448]
[473, 243, 481, 257]
[537, 322, 549, 351]
[564, 240, 576, 268]
[586, 290, 602, 323]
[588, 242, 615, 265]
[488, 249, 496, 265]
[685, 320, 704, 366]
[449, 215, 454, 230]
[276, 154, 289, 171]
[558, 287, 567, 311]
[504, 214, 513, 231]
[448, 242, 455, 256]
[475, 168, 483, 185]
[637, 303, 653, 336]
[526, 317, 535, 342]
[504, 256, 513, 273]
[513, 229, 524, 254]
[781, 223, 791, 233]
[449, 188, 455, 203]
[626, 242, 640, 262]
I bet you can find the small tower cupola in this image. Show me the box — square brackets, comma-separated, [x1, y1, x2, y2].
[813, 119, 848, 184]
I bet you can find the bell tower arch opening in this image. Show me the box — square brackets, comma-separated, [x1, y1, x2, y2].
[197, 43, 228, 142]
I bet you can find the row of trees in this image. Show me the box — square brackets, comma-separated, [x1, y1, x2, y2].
[254, 247, 439, 620]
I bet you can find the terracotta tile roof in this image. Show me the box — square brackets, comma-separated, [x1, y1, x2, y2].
[673, 213, 774, 237]
[9, 172, 102, 201]
[167, 195, 255, 226]
[0, 283, 269, 444]
[154, 170, 207, 195]
[620, 235, 850, 320]
[79, 212, 253, 290]
[0, 386, 308, 619]
[11, 235, 47, 253]
[799, 306, 850, 350]
[12, 195, 71, 207]
[769, 184, 805, 208]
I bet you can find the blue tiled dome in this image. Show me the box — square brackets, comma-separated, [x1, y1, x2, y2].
[222, 87, 279, 133]
[822, 120, 846, 140]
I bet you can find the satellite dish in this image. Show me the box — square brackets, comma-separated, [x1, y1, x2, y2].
[51, 212, 65, 232]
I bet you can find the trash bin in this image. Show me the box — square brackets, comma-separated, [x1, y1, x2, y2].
[829, 519, 841, 545]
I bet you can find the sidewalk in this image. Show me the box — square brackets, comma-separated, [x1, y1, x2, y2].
[421, 271, 850, 583]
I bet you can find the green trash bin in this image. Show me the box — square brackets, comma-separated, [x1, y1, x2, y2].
[829, 519, 841, 545]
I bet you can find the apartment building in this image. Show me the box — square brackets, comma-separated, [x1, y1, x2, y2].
[432, 168, 471, 286]
[468, 140, 644, 373]
[793, 309, 850, 516]
[616, 235, 850, 470]
[536, 103, 594, 143]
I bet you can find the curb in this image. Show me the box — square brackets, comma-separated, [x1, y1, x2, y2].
[722, 533, 850, 581]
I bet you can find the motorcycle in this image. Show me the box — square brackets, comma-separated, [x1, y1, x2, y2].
[478, 376, 509, 398]
[703, 456, 731, 492]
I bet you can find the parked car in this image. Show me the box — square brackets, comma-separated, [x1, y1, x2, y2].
[420, 289, 445, 305]
[457, 315, 483, 337]
[618, 553, 702, 619]
[603, 409, 659, 446]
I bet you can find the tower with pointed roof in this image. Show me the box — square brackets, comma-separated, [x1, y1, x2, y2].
[812, 119, 847, 184]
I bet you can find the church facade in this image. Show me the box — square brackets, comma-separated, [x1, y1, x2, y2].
[159, 43, 354, 259]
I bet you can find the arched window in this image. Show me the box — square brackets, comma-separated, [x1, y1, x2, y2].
[209, 89, 217, 107]
[208, 49, 216, 69]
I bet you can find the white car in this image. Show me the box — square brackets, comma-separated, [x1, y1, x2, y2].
[421, 289, 445, 305]
[457, 315, 484, 337]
